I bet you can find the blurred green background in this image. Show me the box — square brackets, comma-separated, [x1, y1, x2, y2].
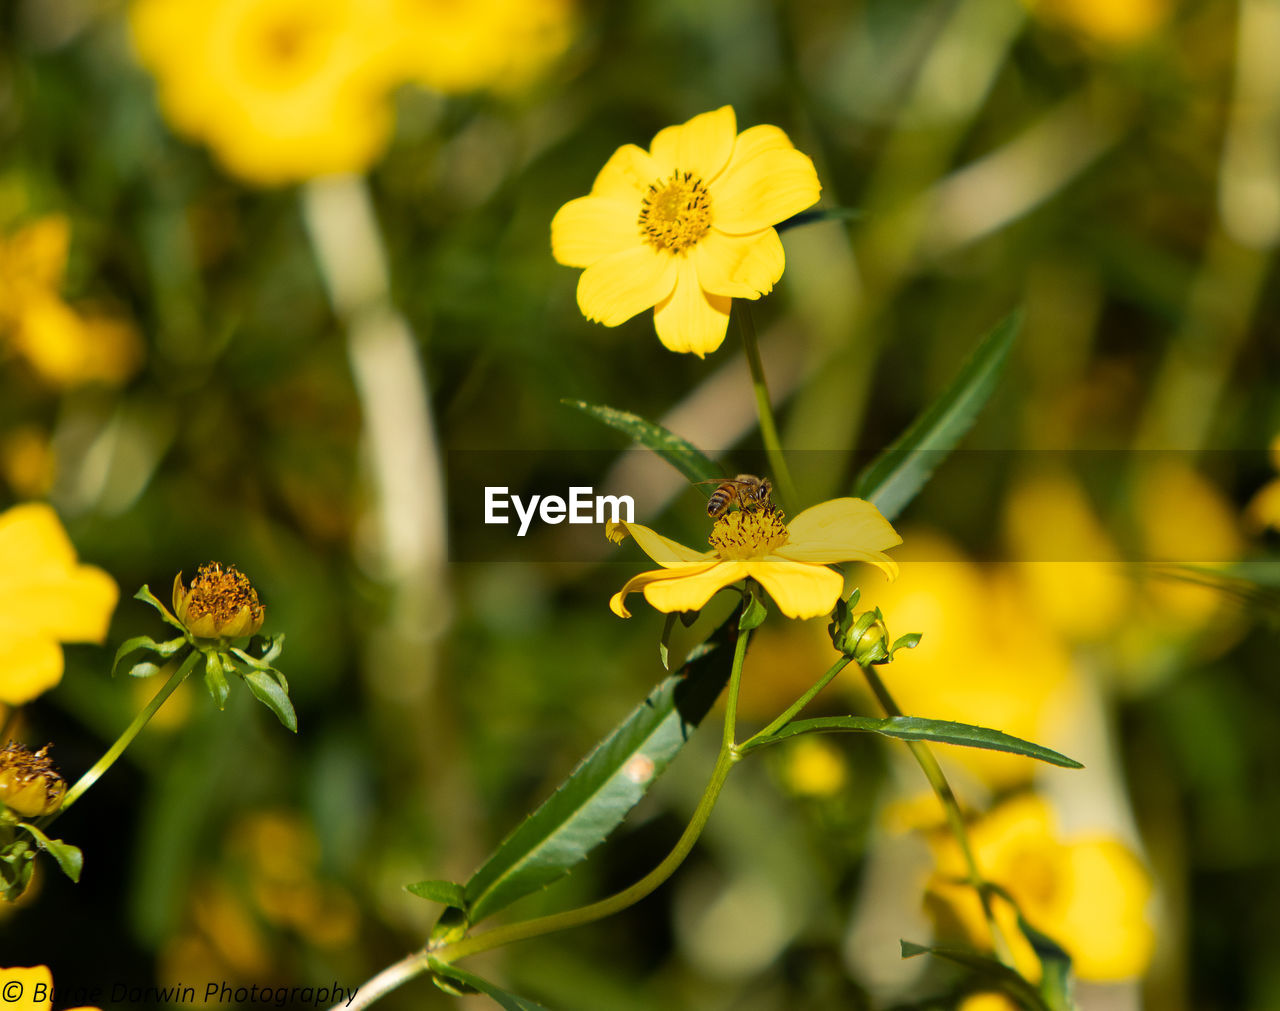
[2, 0, 1279, 1008]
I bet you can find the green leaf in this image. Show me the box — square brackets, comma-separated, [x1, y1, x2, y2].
[901, 940, 1050, 1011]
[241, 667, 298, 733]
[20, 823, 83, 882]
[203, 652, 230, 710]
[775, 206, 861, 232]
[659, 613, 678, 670]
[562, 400, 722, 485]
[985, 883, 1077, 1011]
[134, 584, 186, 634]
[739, 590, 768, 631]
[112, 634, 187, 677]
[855, 310, 1021, 520]
[742, 715, 1082, 768]
[462, 619, 737, 925]
[407, 879, 468, 909]
[428, 962, 549, 1010]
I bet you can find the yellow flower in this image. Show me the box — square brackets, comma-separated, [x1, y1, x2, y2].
[0, 504, 118, 706]
[1021, 0, 1171, 45]
[0, 965, 100, 1010]
[609, 498, 900, 620]
[0, 743, 66, 819]
[129, 0, 400, 185]
[172, 563, 265, 640]
[390, 0, 573, 94]
[926, 794, 1155, 983]
[0, 217, 142, 387]
[552, 106, 821, 356]
[1245, 433, 1280, 533]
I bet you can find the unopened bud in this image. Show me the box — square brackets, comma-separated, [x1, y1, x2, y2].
[173, 562, 264, 639]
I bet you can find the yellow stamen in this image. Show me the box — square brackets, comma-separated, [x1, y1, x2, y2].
[638, 170, 713, 254]
[709, 508, 788, 560]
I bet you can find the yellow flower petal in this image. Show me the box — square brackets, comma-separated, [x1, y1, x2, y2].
[723, 124, 800, 171]
[0, 503, 76, 574]
[652, 259, 732, 356]
[609, 562, 722, 617]
[590, 143, 662, 199]
[611, 521, 716, 567]
[648, 105, 737, 181]
[551, 195, 641, 268]
[576, 245, 678, 326]
[1055, 839, 1155, 982]
[643, 560, 748, 613]
[694, 228, 785, 299]
[711, 147, 821, 234]
[11, 217, 70, 289]
[0, 637, 64, 706]
[0, 966, 54, 1011]
[745, 558, 845, 619]
[776, 498, 902, 579]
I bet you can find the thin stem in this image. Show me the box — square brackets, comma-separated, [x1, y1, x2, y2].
[334, 950, 432, 1011]
[53, 649, 201, 817]
[741, 655, 852, 752]
[736, 303, 799, 510]
[431, 618, 755, 968]
[859, 662, 1015, 967]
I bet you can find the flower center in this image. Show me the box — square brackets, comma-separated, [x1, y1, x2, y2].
[638, 171, 713, 254]
[709, 508, 789, 560]
[184, 562, 264, 629]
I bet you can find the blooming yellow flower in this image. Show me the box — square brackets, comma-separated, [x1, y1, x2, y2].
[926, 794, 1155, 983]
[0, 217, 142, 387]
[0, 965, 100, 1010]
[389, 0, 573, 94]
[0, 504, 118, 706]
[552, 106, 821, 356]
[609, 498, 900, 621]
[129, 0, 400, 185]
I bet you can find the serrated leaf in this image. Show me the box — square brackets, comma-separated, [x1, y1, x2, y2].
[112, 634, 186, 676]
[855, 310, 1021, 520]
[241, 667, 298, 733]
[134, 584, 186, 633]
[562, 400, 722, 485]
[428, 963, 549, 1010]
[901, 939, 1049, 1011]
[407, 879, 468, 909]
[742, 715, 1082, 768]
[462, 619, 737, 924]
[20, 823, 83, 882]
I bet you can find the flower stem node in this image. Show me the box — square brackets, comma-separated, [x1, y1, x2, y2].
[829, 594, 921, 666]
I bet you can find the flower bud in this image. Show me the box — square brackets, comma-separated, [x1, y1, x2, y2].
[0, 742, 67, 818]
[830, 607, 890, 665]
[173, 563, 264, 640]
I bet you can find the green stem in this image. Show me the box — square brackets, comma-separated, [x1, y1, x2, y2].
[52, 649, 201, 818]
[859, 662, 1015, 967]
[736, 303, 800, 510]
[430, 619, 755, 969]
[741, 655, 852, 752]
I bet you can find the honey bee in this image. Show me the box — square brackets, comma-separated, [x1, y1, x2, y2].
[696, 474, 774, 518]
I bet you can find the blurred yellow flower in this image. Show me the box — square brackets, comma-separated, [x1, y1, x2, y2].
[0, 965, 99, 1010]
[129, 0, 400, 185]
[390, 0, 573, 94]
[1245, 434, 1280, 533]
[608, 498, 899, 620]
[0, 503, 118, 706]
[552, 106, 821, 356]
[0, 217, 142, 387]
[957, 995, 1019, 1011]
[1022, 0, 1170, 45]
[1, 427, 57, 500]
[856, 532, 1078, 787]
[926, 794, 1155, 983]
[779, 736, 848, 798]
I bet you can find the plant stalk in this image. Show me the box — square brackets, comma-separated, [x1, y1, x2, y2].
[736, 303, 800, 510]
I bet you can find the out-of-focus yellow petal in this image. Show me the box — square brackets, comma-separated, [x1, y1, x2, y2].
[0, 966, 55, 1010]
[711, 147, 820, 234]
[0, 503, 76, 576]
[551, 196, 641, 268]
[652, 259, 731, 356]
[608, 562, 722, 617]
[958, 994, 1021, 1011]
[1246, 478, 1280, 533]
[11, 218, 70, 289]
[0, 638, 64, 705]
[576, 245, 677, 326]
[590, 143, 662, 199]
[648, 106, 737, 182]
[642, 560, 747, 614]
[745, 558, 844, 619]
[10, 295, 92, 386]
[777, 498, 902, 576]
[1055, 838, 1155, 981]
[694, 228, 785, 299]
[610, 521, 715, 567]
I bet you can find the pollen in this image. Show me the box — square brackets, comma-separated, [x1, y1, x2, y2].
[0, 742, 67, 817]
[709, 507, 789, 560]
[183, 562, 264, 629]
[638, 170, 713, 254]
